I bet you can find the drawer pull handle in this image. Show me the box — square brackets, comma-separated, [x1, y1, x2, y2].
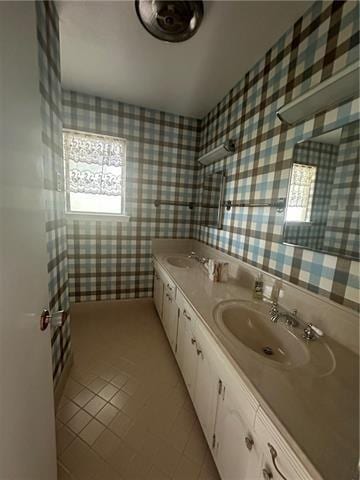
[245, 436, 254, 451]
[196, 348, 203, 359]
[167, 283, 173, 291]
[191, 338, 196, 345]
[268, 443, 287, 480]
[262, 469, 273, 480]
[183, 310, 191, 320]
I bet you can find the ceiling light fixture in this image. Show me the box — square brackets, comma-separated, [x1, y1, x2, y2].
[135, 1, 204, 43]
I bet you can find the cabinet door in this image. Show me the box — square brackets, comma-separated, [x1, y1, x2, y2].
[215, 383, 261, 480]
[193, 325, 218, 446]
[153, 270, 164, 319]
[254, 408, 313, 480]
[180, 310, 198, 401]
[165, 292, 179, 353]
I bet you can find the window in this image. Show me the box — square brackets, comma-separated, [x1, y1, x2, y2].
[63, 130, 126, 215]
[285, 163, 317, 223]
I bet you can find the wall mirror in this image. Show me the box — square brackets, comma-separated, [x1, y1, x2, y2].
[199, 171, 225, 229]
[283, 119, 359, 260]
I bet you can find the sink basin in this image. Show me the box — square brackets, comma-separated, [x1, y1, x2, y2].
[214, 300, 311, 368]
[166, 256, 195, 269]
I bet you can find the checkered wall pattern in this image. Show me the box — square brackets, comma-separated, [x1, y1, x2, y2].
[323, 120, 359, 257]
[193, 0, 359, 312]
[36, 1, 71, 386]
[63, 91, 200, 302]
[284, 141, 338, 251]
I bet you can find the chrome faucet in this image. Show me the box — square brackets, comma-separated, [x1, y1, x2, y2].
[269, 301, 298, 326]
[270, 301, 280, 323]
[188, 251, 209, 265]
[269, 301, 323, 340]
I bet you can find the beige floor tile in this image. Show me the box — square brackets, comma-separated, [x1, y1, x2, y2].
[172, 454, 202, 480]
[152, 438, 182, 476]
[121, 378, 139, 396]
[59, 300, 215, 480]
[110, 372, 130, 389]
[92, 428, 122, 459]
[57, 400, 80, 424]
[61, 437, 104, 479]
[147, 465, 171, 480]
[56, 425, 76, 455]
[96, 402, 119, 426]
[63, 378, 84, 400]
[79, 418, 106, 445]
[87, 377, 108, 394]
[183, 422, 208, 465]
[199, 451, 221, 480]
[123, 452, 152, 480]
[110, 390, 131, 410]
[99, 365, 120, 382]
[84, 395, 107, 416]
[108, 410, 133, 438]
[107, 440, 136, 476]
[98, 383, 119, 401]
[73, 387, 95, 407]
[57, 462, 74, 480]
[67, 409, 92, 434]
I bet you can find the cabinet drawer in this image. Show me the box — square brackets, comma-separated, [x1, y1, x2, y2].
[255, 407, 315, 480]
[176, 288, 199, 327]
[153, 259, 176, 295]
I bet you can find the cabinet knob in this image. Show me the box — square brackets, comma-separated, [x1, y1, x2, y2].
[262, 468, 273, 480]
[245, 436, 254, 451]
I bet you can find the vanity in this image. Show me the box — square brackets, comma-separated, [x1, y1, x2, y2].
[152, 240, 358, 480]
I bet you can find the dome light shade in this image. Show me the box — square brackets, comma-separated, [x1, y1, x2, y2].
[135, 1, 204, 43]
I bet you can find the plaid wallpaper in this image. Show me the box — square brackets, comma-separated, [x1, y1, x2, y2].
[62, 91, 200, 302]
[323, 120, 359, 256]
[193, 0, 359, 312]
[36, 1, 71, 386]
[284, 141, 338, 250]
[61, 1, 359, 313]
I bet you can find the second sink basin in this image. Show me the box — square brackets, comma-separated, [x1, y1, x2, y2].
[166, 255, 195, 269]
[214, 300, 310, 368]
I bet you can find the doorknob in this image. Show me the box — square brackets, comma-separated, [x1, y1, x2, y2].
[40, 308, 65, 331]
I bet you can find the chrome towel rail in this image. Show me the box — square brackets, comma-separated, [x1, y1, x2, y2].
[225, 198, 286, 213]
[154, 200, 195, 210]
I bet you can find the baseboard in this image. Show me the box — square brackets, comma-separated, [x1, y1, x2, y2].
[54, 353, 74, 409]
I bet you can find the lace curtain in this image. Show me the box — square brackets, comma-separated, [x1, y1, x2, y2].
[288, 164, 317, 208]
[63, 131, 125, 196]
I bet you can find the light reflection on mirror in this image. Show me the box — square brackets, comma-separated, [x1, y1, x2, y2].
[285, 163, 317, 223]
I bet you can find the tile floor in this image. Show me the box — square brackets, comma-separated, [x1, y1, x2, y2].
[56, 298, 220, 480]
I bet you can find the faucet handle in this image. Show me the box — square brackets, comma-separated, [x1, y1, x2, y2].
[303, 323, 324, 340]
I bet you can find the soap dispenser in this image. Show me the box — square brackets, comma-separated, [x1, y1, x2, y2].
[253, 273, 263, 299]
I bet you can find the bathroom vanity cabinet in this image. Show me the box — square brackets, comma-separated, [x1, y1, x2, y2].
[153, 259, 316, 480]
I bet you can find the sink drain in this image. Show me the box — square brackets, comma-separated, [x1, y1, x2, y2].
[262, 346, 274, 356]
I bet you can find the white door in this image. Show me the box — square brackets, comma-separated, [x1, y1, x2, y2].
[193, 325, 218, 446]
[153, 270, 164, 319]
[0, 3, 57, 479]
[215, 383, 261, 480]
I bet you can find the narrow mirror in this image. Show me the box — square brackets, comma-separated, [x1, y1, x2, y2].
[200, 171, 225, 229]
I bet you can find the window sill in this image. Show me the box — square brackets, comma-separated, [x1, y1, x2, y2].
[65, 212, 131, 222]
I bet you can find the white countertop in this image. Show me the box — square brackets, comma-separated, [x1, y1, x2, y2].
[154, 253, 359, 480]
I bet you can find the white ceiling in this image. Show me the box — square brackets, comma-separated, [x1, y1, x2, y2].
[57, 1, 312, 118]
